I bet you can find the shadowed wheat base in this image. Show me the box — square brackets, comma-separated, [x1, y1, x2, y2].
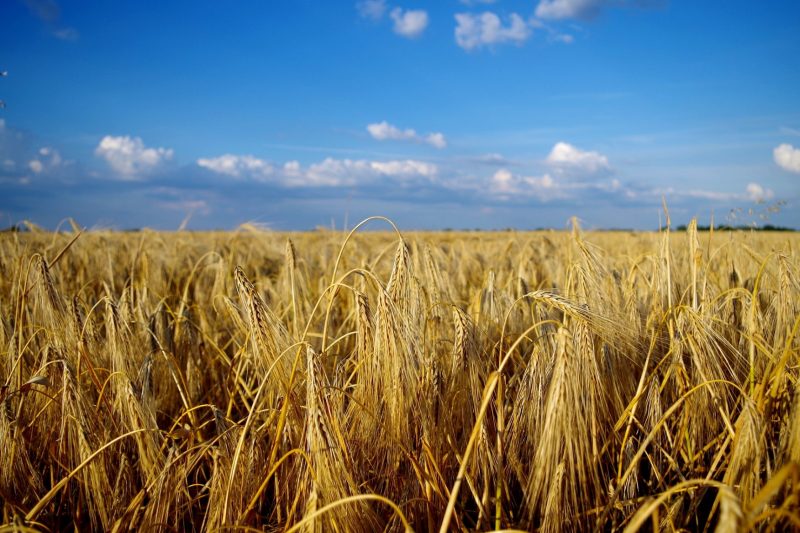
[1, 219, 798, 532]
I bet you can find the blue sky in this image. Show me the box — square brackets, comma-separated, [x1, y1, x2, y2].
[1, 0, 799, 230]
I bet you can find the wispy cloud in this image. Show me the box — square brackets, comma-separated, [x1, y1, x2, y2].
[53, 27, 79, 41]
[390, 7, 429, 38]
[95, 135, 174, 179]
[159, 198, 209, 214]
[367, 121, 447, 148]
[470, 153, 514, 166]
[356, 0, 388, 20]
[22, 0, 60, 22]
[774, 143, 800, 173]
[648, 182, 775, 203]
[746, 182, 774, 202]
[192, 140, 780, 215]
[3, 117, 793, 230]
[454, 12, 532, 50]
[549, 32, 574, 43]
[0, 121, 78, 186]
[22, 0, 79, 41]
[535, 0, 660, 20]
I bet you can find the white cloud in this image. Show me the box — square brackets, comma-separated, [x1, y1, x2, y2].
[535, 0, 660, 20]
[491, 168, 516, 194]
[774, 143, 800, 173]
[197, 154, 437, 187]
[545, 141, 611, 176]
[425, 132, 447, 149]
[303, 158, 372, 186]
[390, 8, 429, 38]
[95, 135, 173, 178]
[357, 0, 388, 20]
[683, 189, 739, 201]
[454, 12, 532, 50]
[26, 146, 62, 176]
[490, 168, 562, 199]
[536, 0, 598, 19]
[29, 160, 44, 174]
[367, 121, 447, 149]
[370, 159, 438, 178]
[302, 157, 437, 186]
[38, 146, 62, 166]
[551, 33, 574, 44]
[531, 173, 557, 188]
[197, 154, 273, 179]
[283, 160, 302, 177]
[746, 182, 774, 202]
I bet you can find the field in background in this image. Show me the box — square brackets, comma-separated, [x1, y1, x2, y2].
[1, 222, 799, 531]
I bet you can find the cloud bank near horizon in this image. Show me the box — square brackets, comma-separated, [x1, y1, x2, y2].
[1, 118, 793, 230]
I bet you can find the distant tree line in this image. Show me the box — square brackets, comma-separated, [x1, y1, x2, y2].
[674, 224, 796, 232]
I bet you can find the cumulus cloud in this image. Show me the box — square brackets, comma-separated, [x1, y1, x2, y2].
[196, 154, 273, 179]
[367, 121, 416, 142]
[27, 146, 63, 175]
[746, 182, 774, 202]
[425, 132, 447, 149]
[774, 143, 800, 173]
[535, 0, 662, 20]
[356, 0, 388, 20]
[283, 160, 302, 178]
[95, 135, 173, 178]
[28, 160, 44, 174]
[197, 153, 438, 187]
[367, 121, 447, 149]
[455, 12, 532, 50]
[545, 141, 611, 177]
[302, 157, 437, 186]
[303, 158, 372, 186]
[490, 168, 562, 200]
[390, 8, 429, 38]
[371, 159, 438, 177]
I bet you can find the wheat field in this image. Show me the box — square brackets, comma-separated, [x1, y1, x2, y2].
[0, 218, 798, 532]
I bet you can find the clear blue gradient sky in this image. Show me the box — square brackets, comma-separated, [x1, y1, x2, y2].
[1, 0, 799, 230]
